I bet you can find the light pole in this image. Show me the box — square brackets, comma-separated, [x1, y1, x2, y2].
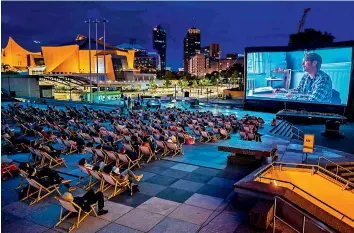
[93, 19, 100, 103]
[85, 19, 92, 103]
[103, 18, 108, 102]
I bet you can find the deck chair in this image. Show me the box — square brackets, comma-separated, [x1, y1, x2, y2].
[117, 153, 141, 170]
[55, 138, 66, 153]
[155, 140, 168, 157]
[89, 170, 104, 191]
[123, 135, 131, 143]
[22, 177, 61, 205]
[54, 197, 97, 233]
[105, 150, 120, 167]
[3, 137, 26, 153]
[28, 147, 44, 165]
[101, 172, 130, 199]
[165, 142, 183, 157]
[212, 128, 221, 139]
[15, 169, 29, 190]
[139, 145, 156, 163]
[193, 129, 201, 139]
[34, 131, 52, 144]
[177, 132, 186, 144]
[40, 151, 67, 169]
[93, 136, 105, 145]
[123, 143, 135, 153]
[200, 131, 212, 143]
[247, 133, 255, 141]
[62, 140, 78, 155]
[20, 124, 33, 136]
[240, 131, 247, 140]
[76, 165, 98, 190]
[94, 149, 107, 164]
[220, 128, 230, 139]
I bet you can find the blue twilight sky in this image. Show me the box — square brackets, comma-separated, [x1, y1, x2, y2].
[2, 1, 354, 71]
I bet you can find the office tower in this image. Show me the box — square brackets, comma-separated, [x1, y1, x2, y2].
[153, 25, 166, 73]
[189, 54, 206, 77]
[209, 43, 220, 59]
[183, 28, 201, 72]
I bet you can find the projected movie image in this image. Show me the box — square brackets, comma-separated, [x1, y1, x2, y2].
[246, 47, 352, 105]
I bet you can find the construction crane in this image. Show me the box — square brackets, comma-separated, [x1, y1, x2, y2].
[297, 8, 311, 33]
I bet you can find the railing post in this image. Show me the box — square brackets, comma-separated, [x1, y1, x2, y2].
[302, 216, 306, 233]
[336, 165, 339, 180]
[273, 198, 277, 233]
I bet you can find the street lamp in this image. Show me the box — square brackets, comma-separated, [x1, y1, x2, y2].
[93, 19, 100, 103]
[85, 19, 92, 103]
[103, 18, 108, 102]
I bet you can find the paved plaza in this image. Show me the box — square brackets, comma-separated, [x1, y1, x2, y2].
[2, 101, 353, 233]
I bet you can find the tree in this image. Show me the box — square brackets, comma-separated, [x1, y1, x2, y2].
[149, 79, 157, 88]
[163, 79, 172, 88]
[1, 63, 10, 72]
[191, 80, 198, 88]
[289, 28, 335, 47]
[177, 79, 188, 88]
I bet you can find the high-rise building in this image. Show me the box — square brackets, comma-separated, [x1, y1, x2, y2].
[209, 43, 220, 59]
[153, 25, 166, 73]
[189, 54, 206, 77]
[183, 28, 201, 73]
[226, 53, 238, 60]
[200, 46, 210, 58]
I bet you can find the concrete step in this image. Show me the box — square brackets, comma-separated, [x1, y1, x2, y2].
[326, 162, 354, 169]
[270, 120, 286, 134]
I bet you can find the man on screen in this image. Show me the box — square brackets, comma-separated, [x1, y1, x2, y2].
[285, 53, 332, 103]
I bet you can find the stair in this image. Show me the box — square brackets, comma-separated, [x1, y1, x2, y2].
[325, 162, 354, 183]
[269, 120, 293, 139]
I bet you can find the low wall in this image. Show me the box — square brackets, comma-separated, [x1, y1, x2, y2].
[1, 75, 40, 98]
[223, 89, 244, 98]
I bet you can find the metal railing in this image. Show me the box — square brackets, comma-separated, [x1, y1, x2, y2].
[258, 176, 354, 224]
[290, 124, 306, 141]
[318, 156, 354, 182]
[273, 196, 336, 233]
[254, 161, 354, 191]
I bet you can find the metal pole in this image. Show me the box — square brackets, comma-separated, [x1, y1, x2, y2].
[273, 198, 277, 233]
[94, 19, 100, 103]
[85, 19, 92, 103]
[174, 84, 177, 99]
[302, 216, 306, 233]
[103, 18, 108, 102]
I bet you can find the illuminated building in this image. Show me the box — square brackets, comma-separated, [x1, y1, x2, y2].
[183, 28, 201, 73]
[226, 53, 238, 60]
[153, 25, 166, 73]
[189, 54, 206, 77]
[209, 43, 220, 59]
[2, 36, 135, 81]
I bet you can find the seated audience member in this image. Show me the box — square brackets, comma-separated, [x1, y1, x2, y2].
[102, 164, 143, 183]
[19, 163, 75, 191]
[5, 131, 31, 146]
[62, 190, 108, 215]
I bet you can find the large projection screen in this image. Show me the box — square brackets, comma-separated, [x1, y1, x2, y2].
[245, 47, 353, 106]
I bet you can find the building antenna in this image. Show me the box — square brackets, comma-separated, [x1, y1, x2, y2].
[192, 17, 195, 28]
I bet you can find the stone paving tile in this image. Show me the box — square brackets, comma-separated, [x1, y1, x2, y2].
[2, 219, 49, 233]
[43, 229, 61, 233]
[139, 165, 169, 174]
[196, 184, 233, 199]
[160, 168, 190, 179]
[145, 175, 179, 186]
[25, 204, 61, 228]
[137, 197, 180, 216]
[168, 204, 213, 225]
[170, 180, 204, 193]
[182, 173, 213, 184]
[170, 164, 199, 172]
[149, 217, 200, 233]
[115, 208, 165, 232]
[1, 211, 22, 226]
[216, 170, 246, 181]
[59, 215, 110, 233]
[137, 182, 167, 197]
[97, 223, 144, 233]
[110, 192, 152, 208]
[97, 201, 134, 222]
[3, 200, 56, 218]
[198, 213, 242, 233]
[156, 187, 194, 203]
[192, 167, 221, 177]
[184, 194, 223, 211]
[207, 177, 237, 189]
[153, 160, 180, 168]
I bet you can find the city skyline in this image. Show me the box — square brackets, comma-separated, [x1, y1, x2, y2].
[2, 1, 354, 71]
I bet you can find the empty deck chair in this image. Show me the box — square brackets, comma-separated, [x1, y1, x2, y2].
[22, 177, 61, 205]
[40, 151, 67, 169]
[117, 153, 141, 170]
[62, 139, 78, 155]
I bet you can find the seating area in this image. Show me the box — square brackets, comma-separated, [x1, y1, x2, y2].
[1, 102, 260, 232]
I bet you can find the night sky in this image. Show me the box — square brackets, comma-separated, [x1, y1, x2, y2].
[2, 1, 354, 70]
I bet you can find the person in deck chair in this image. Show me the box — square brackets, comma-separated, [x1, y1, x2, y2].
[19, 163, 76, 192]
[62, 190, 108, 216]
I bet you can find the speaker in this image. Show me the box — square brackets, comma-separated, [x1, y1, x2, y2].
[184, 91, 189, 98]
